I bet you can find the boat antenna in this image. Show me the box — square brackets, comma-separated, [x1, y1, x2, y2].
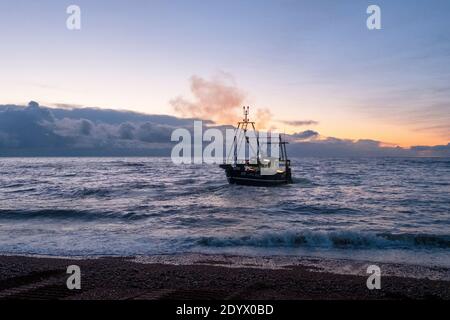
[243, 106, 249, 123]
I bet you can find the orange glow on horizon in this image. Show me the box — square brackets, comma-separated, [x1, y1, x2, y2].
[278, 121, 448, 148]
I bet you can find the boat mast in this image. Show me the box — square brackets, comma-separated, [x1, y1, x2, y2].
[279, 133, 289, 174]
[230, 106, 260, 165]
[242, 106, 260, 164]
[279, 134, 283, 161]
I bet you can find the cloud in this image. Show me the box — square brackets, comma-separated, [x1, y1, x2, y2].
[0, 101, 177, 154]
[414, 123, 450, 138]
[118, 123, 135, 140]
[48, 105, 195, 126]
[288, 137, 448, 157]
[0, 132, 19, 148]
[279, 120, 319, 126]
[52, 103, 85, 109]
[136, 122, 173, 143]
[290, 130, 319, 141]
[0, 101, 448, 157]
[170, 75, 245, 125]
[254, 108, 273, 130]
[410, 143, 450, 157]
[49, 118, 97, 138]
[170, 74, 287, 129]
[0, 102, 65, 149]
[80, 119, 93, 135]
[28, 101, 39, 109]
[46, 117, 174, 147]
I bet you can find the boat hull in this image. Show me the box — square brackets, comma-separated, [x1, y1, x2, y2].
[220, 164, 292, 186]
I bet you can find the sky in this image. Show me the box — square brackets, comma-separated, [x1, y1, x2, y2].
[1, 0, 449, 147]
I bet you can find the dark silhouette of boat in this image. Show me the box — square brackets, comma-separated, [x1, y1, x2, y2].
[220, 107, 293, 186]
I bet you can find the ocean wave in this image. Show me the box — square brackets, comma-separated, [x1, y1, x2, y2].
[196, 231, 450, 250]
[1, 183, 25, 188]
[110, 160, 147, 167]
[281, 203, 360, 215]
[71, 187, 111, 198]
[291, 177, 316, 186]
[122, 162, 147, 167]
[0, 209, 148, 221]
[3, 187, 37, 193]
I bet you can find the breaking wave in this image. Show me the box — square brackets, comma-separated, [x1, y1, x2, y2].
[1, 157, 449, 266]
[196, 231, 450, 250]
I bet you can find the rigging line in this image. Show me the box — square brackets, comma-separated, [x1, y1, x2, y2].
[228, 125, 243, 163]
[235, 127, 246, 162]
[237, 122, 251, 162]
[226, 126, 239, 162]
[247, 124, 261, 160]
[247, 137, 258, 159]
[226, 122, 260, 163]
[240, 125, 259, 162]
[226, 123, 246, 163]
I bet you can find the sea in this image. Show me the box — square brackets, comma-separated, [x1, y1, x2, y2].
[0, 157, 449, 267]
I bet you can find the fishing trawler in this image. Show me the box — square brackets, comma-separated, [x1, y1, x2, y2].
[219, 107, 293, 186]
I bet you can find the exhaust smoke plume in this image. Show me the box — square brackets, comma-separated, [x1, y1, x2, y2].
[170, 75, 275, 129]
[170, 75, 245, 125]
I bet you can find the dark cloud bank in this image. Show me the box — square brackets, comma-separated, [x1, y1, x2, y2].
[0, 101, 448, 157]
